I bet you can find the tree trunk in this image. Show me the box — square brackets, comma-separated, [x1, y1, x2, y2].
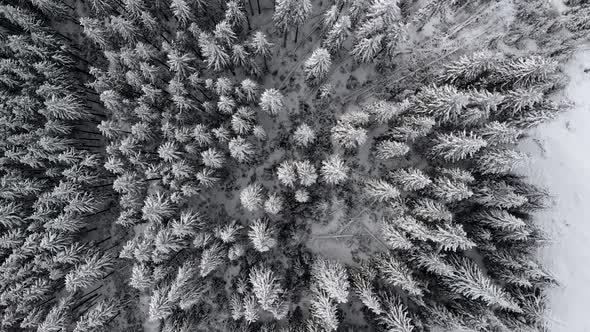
[248, 0, 254, 14]
[257, 0, 261, 14]
[73, 293, 100, 311]
[96, 236, 112, 246]
[83, 207, 112, 218]
[246, 14, 251, 30]
[283, 30, 288, 48]
[294, 25, 299, 43]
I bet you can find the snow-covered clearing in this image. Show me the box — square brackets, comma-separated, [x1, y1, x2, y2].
[519, 50, 590, 332]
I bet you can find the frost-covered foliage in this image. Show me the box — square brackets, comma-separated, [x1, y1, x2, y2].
[0, 0, 572, 330]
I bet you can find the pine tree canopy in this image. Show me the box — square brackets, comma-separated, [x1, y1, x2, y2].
[0, 0, 572, 330]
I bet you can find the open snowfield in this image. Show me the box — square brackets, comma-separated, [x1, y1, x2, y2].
[519, 50, 590, 332]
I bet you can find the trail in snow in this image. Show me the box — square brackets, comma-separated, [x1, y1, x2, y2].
[519, 50, 590, 332]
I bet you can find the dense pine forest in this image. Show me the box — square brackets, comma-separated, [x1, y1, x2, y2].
[0, 0, 589, 331]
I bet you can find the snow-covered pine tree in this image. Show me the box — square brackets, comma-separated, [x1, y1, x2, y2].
[378, 294, 415, 332]
[331, 122, 368, 149]
[170, 0, 193, 26]
[249, 265, 284, 310]
[142, 192, 175, 223]
[351, 270, 383, 315]
[429, 177, 473, 203]
[295, 189, 310, 203]
[376, 253, 423, 297]
[248, 218, 276, 252]
[311, 256, 350, 303]
[148, 287, 173, 321]
[476, 148, 527, 175]
[229, 136, 255, 162]
[274, 0, 312, 43]
[277, 160, 297, 187]
[73, 299, 118, 332]
[295, 160, 318, 187]
[447, 257, 522, 312]
[321, 155, 349, 185]
[240, 183, 264, 212]
[430, 132, 488, 162]
[390, 168, 432, 191]
[324, 15, 352, 53]
[249, 31, 273, 59]
[309, 287, 339, 331]
[430, 224, 476, 251]
[304, 48, 332, 83]
[198, 32, 231, 71]
[375, 140, 410, 159]
[364, 178, 401, 202]
[259, 88, 285, 115]
[65, 252, 114, 292]
[293, 123, 316, 147]
[474, 209, 527, 231]
[199, 242, 226, 277]
[382, 221, 413, 250]
[264, 193, 284, 215]
[411, 198, 453, 222]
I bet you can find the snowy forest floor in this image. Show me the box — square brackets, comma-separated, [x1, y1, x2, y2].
[519, 50, 590, 332]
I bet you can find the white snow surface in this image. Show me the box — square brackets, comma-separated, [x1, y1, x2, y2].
[518, 50, 590, 332]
